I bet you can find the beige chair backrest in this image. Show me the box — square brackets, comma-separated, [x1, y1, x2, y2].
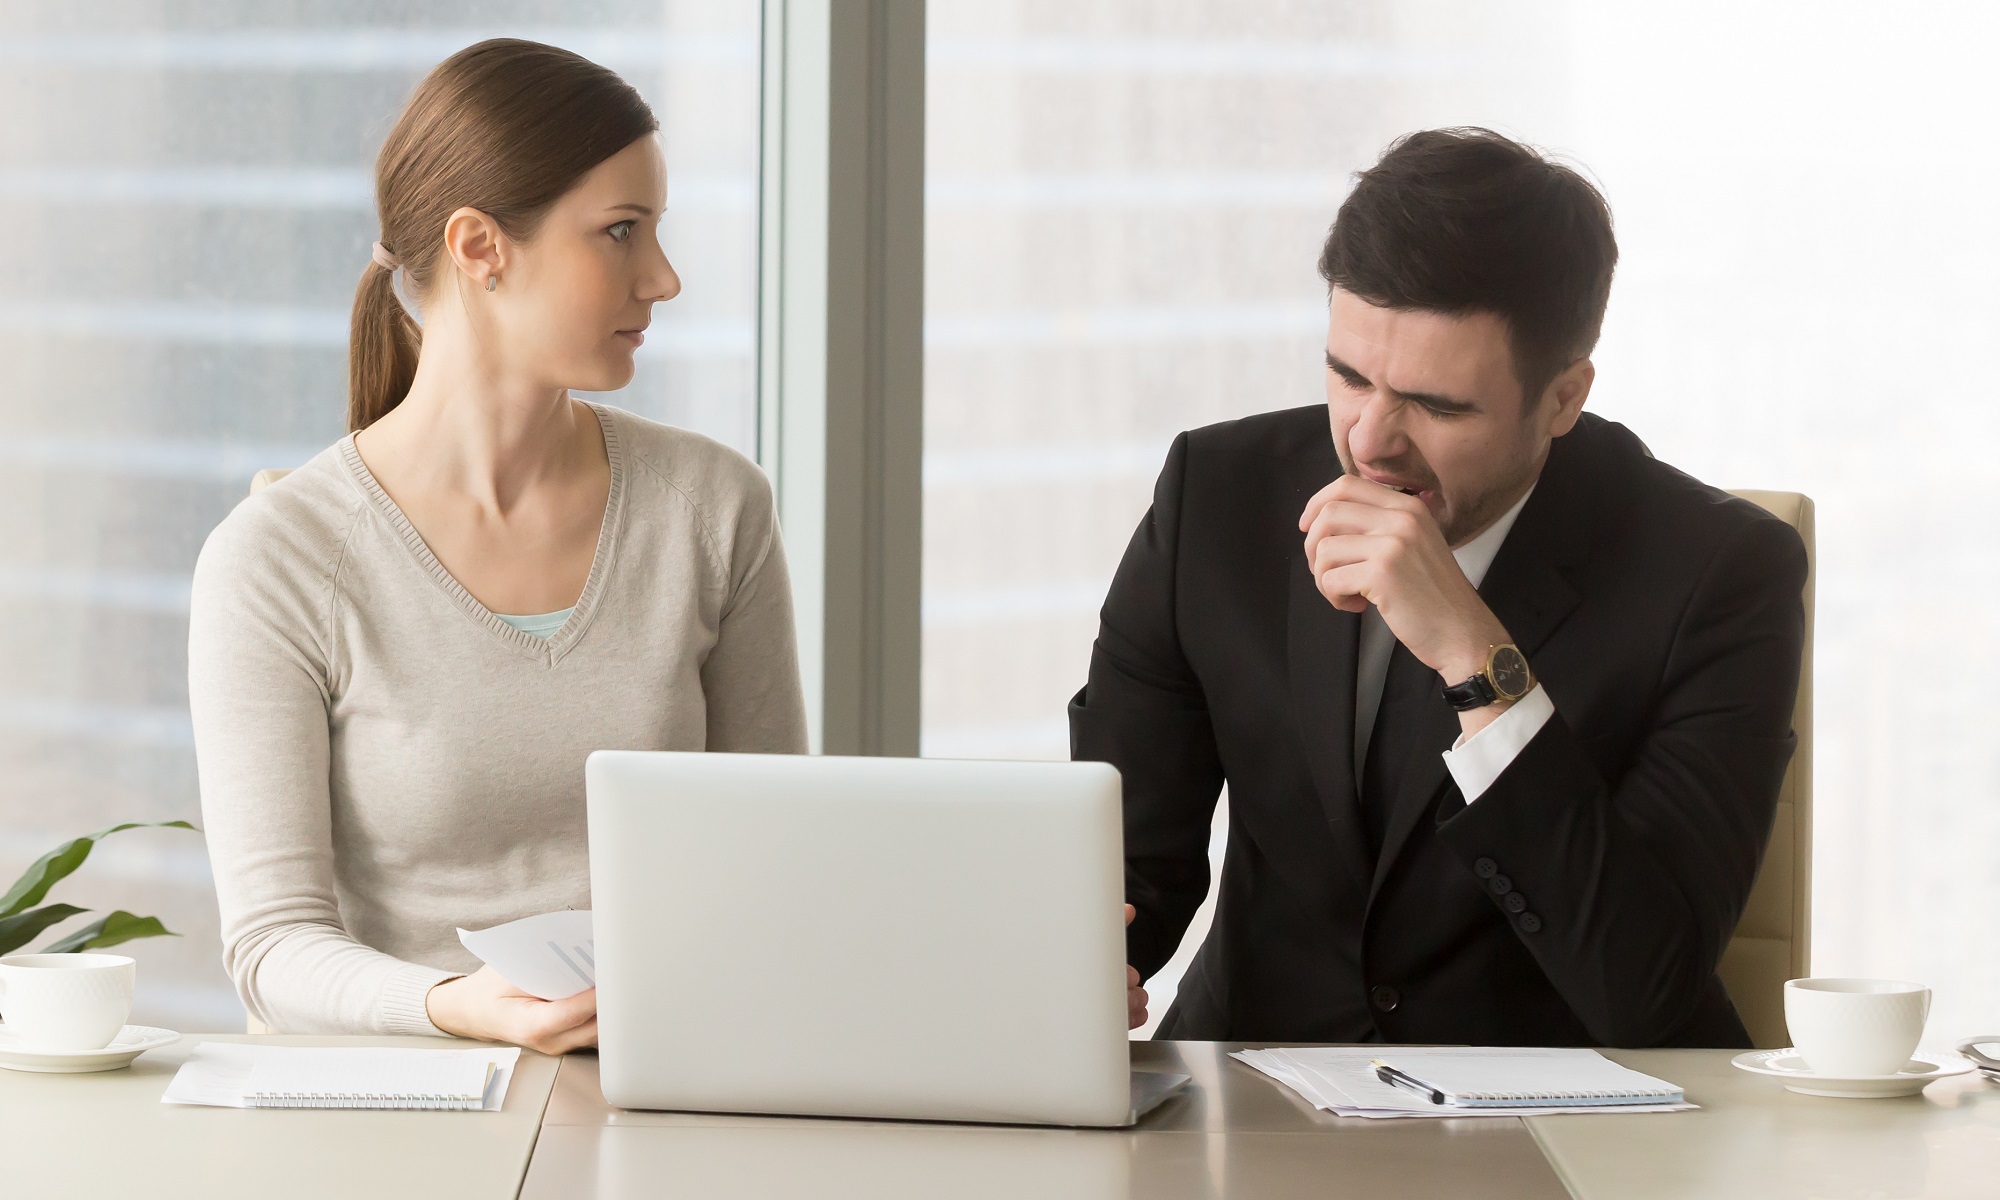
[250, 468, 292, 495]
[1719, 490, 1815, 1049]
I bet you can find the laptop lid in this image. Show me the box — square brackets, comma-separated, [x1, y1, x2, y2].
[586, 752, 1134, 1126]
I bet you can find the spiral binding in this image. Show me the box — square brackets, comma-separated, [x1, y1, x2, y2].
[1463, 1089, 1651, 1101]
[245, 1091, 483, 1110]
[1448, 1085, 1680, 1108]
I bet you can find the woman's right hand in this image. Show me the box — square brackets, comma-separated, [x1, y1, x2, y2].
[424, 965, 598, 1055]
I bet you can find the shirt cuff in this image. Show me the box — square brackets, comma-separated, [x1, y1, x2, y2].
[1441, 684, 1555, 803]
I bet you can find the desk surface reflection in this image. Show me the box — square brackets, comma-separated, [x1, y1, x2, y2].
[522, 1041, 1571, 1200]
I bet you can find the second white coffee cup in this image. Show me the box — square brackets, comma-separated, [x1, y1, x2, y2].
[0, 953, 136, 1052]
[1784, 977, 1929, 1077]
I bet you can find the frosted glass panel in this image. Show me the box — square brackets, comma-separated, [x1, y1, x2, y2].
[924, 1, 2000, 1043]
[0, 1, 761, 1031]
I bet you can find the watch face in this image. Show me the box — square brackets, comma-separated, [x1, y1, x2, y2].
[1488, 645, 1532, 700]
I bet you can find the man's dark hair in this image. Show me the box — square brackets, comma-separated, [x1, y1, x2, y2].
[1319, 127, 1618, 404]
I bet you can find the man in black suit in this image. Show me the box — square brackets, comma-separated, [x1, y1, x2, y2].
[1082, 128, 1807, 1049]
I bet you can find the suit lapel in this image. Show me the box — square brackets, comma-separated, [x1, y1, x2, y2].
[1366, 455, 1590, 901]
[1286, 559, 1375, 894]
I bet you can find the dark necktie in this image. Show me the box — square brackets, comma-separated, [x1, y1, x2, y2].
[1360, 640, 1435, 862]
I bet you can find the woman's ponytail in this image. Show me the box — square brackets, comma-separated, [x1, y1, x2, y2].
[346, 257, 421, 432]
[345, 39, 657, 433]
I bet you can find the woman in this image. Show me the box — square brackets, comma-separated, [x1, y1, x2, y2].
[187, 39, 806, 1054]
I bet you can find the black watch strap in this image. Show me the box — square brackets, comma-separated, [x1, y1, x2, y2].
[1441, 671, 1498, 712]
[1442, 644, 1533, 712]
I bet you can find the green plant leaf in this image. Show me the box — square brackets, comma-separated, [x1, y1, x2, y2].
[0, 820, 197, 918]
[39, 910, 176, 953]
[0, 903, 89, 956]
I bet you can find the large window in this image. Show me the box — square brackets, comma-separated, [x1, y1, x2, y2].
[923, 2, 2000, 1041]
[6, 0, 1995, 1048]
[0, 3, 762, 1030]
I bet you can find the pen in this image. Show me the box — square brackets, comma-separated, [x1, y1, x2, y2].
[1370, 1060, 1445, 1105]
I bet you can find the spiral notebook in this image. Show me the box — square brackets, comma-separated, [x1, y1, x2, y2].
[1232, 1046, 1695, 1118]
[1373, 1049, 1684, 1108]
[162, 1044, 521, 1111]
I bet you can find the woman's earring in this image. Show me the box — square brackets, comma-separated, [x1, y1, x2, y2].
[485, 275, 498, 292]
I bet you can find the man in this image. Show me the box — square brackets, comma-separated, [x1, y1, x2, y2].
[1078, 128, 1807, 1048]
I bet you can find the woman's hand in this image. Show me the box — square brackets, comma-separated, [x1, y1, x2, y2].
[424, 965, 598, 1055]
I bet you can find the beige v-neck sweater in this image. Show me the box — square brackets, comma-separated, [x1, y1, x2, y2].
[187, 404, 807, 1034]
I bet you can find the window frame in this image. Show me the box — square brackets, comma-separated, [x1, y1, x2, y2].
[756, 0, 924, 756]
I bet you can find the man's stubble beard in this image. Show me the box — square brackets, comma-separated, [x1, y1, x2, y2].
[1437, 442, 1546, 548]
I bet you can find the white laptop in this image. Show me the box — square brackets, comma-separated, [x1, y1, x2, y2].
[584, 751, 1188, 1127]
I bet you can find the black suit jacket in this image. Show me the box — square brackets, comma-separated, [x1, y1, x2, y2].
[1071, 407, 1807, 1048]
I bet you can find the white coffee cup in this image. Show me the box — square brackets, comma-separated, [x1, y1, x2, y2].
[0, 953, 136, 1051]
[1784, 977, 1930, 1077]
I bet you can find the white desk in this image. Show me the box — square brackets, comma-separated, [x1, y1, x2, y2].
[0, 1034, 559, 1200]
[1530, 1048, 2000, 1199]
[520, 1042, 2000, 1200]
[10, 1036, 1997, 1199]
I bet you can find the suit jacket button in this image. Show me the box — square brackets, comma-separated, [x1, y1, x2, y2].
[1488, 874, 1513, 895]
[1519, 913, 1543, 933]
[1370, 985, 1401, 1012]
[1474, 858, 1499, 879]
[1503, 891, 1527, 913]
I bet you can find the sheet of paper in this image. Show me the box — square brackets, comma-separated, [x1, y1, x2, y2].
[1231, 1047, 1697, 1119]
[161, 1044, 520, 1111]
[1376, 1048, 1682, 1105]
[456, 909, 596, 1000]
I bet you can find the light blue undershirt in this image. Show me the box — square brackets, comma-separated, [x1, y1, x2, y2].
[494, 608, 573, 639]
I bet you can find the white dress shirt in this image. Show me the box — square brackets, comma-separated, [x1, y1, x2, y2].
[1352, 485, 1554, 803]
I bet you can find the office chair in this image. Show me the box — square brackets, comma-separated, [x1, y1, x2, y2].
[1719, 491, 1815, 1049]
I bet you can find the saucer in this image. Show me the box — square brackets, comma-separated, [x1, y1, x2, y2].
[0, 1024, 180, 1073]
[1731, 1049, 1974, 1098]
[1955, 1039, 2000, 1083]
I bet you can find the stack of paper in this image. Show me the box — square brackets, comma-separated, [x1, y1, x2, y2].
[1232, 1046, 1696, 1118]
[458, 910, 595, 1000]
[161, 1044, 522, 1111]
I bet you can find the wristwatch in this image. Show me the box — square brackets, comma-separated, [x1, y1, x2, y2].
[1441, 644, 1534, 712]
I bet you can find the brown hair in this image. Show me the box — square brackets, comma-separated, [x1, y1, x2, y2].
[349, 38, 658, 432]
[1318, 128, 1618, 405]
